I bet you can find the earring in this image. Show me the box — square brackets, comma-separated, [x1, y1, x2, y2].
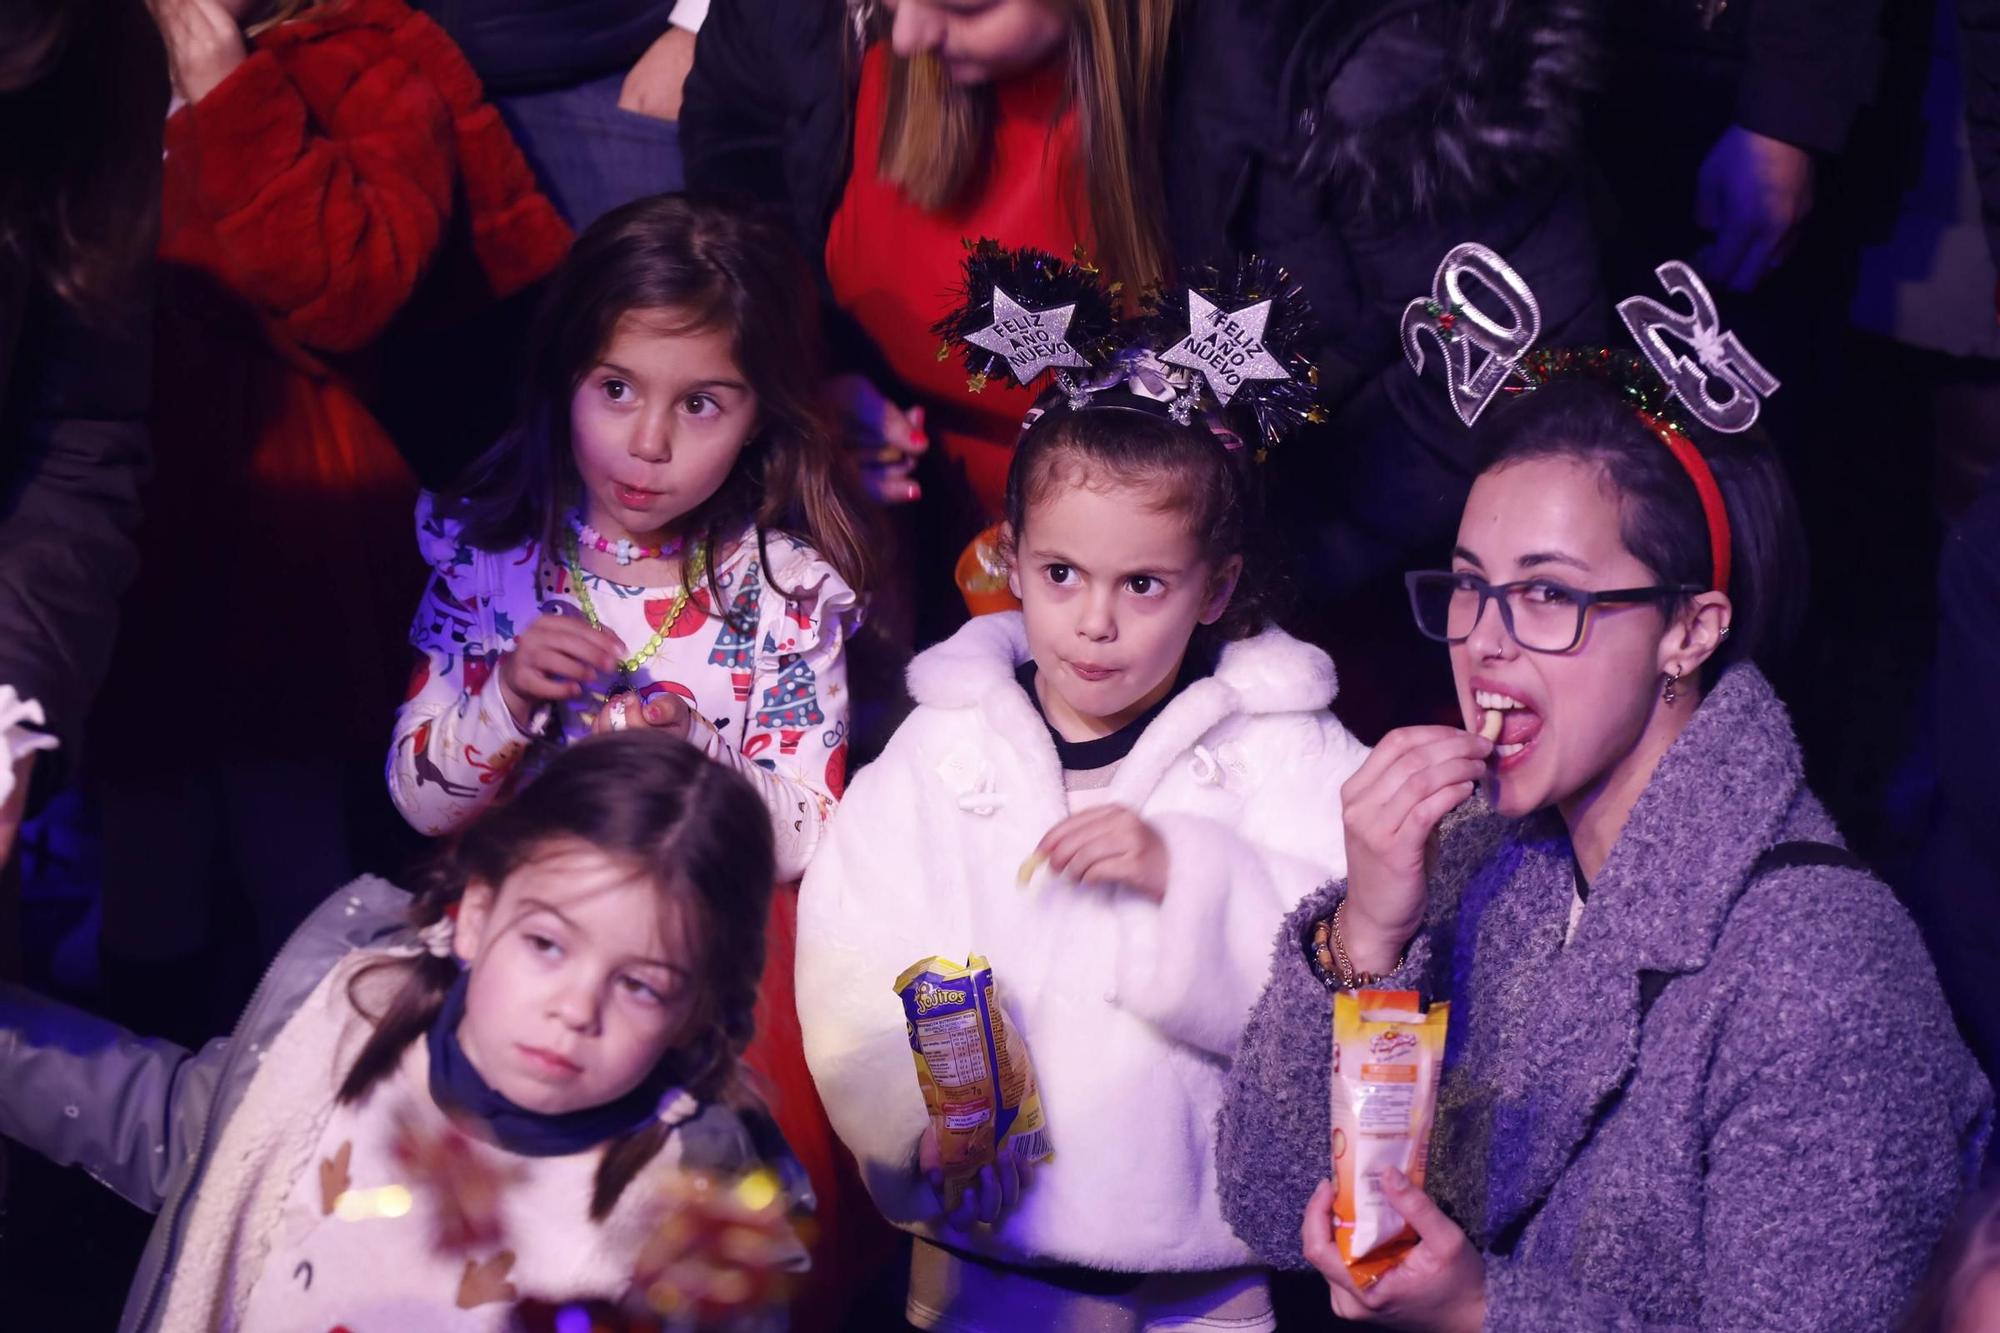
[1719, 624, 1732, 641]
[1663, 664, 1683, 706]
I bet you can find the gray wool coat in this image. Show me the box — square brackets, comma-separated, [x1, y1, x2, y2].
[1217, 666, 1994, 1331]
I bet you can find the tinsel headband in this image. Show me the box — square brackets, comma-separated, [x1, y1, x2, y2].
[1402, 246, 1780, 592]
[933, 239, 1326, 457]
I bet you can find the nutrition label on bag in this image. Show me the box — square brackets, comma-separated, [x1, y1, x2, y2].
[1355, 1069, 1419, 1133]
[916, 1008, 996, 1129]
[896, 954, 1056, 1182]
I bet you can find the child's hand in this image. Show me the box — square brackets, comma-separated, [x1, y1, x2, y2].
[146, 0, 247, 104]
[919, 1124, 1031, 1228]
[590, 691, 692, 740]
[1300, 1172, 1486, 1333]
[497, 615, 626, 730]
[1030, 805, 1170, 902]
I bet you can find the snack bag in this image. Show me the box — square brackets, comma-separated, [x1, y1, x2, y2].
[1330, 988, 1449, 1286]
[894, 955, 1053, 1204]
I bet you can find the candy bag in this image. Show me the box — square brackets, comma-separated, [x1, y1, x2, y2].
[1331, 988, 1449, 1286]
[894, 955, 1053, 1205]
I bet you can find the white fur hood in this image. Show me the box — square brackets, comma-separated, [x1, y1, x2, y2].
[906, 612, 1338, 716]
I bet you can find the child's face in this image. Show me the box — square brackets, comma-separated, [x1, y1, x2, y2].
[570, 309, 760, 546]
[451, 841, 697, 1116]
[1449, 457, 1704, 820]
[1007, 470, 1238, 739]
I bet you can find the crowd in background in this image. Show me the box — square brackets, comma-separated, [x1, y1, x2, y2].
[2, 0, 1999, 1328]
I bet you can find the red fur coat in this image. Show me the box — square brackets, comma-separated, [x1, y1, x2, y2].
[102, 0, 570, 758]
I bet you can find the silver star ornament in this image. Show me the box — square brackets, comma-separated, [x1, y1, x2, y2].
[1162, 292, 1290, 406]
[963, 286, 1089, 385]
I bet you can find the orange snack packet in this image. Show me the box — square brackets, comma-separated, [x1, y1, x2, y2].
[1330, 988, 1450, 1286]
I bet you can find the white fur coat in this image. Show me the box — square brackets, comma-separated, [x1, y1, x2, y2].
[796, 613, 1369, 1272]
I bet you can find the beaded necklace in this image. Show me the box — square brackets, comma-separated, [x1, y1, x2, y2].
[562, 532, 708, 687]
[569, 512, 683, 567]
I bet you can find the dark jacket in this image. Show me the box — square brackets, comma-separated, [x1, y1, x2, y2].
[1217, 665, 1993, 1330]
[1964, 0, 2000, 276]
[0, 261, 152, 797]
[412, 0, 674, 96]
[680, 0, 1606, 603]
[1600, 0, 1888, 154]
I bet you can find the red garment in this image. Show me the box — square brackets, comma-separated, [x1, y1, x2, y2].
[743, 884, 896, 1333]
[101, 0, 570, 757]
[825, 45, 1092, 518]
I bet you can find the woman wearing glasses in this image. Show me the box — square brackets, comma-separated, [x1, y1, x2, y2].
[1214, 371, 1992, 1331]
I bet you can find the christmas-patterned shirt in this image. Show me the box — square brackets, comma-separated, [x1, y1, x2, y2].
[388, 494, 860, 878]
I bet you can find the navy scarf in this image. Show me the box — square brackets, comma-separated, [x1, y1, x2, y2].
[426, 971, 676, 1157]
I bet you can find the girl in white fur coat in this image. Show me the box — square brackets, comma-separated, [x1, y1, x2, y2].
[797, 395, 1371, 1332]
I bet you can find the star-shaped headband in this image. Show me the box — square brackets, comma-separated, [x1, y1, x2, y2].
[933, 241, 1325, 453]
[1400, 242, 1781, 434]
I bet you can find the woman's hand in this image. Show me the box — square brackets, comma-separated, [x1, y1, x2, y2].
[496, 615, 626, 730]
[1693, 125, 1815, 293]
[919, 1124, 1031, 1228]
[1029, 804, 1169, 902]
[1337, 726, 1491, 973]
[617, 25, 696, 122]
[827, 374, 929, 505]
[589, 690, 693, 740]
[1301, 1172, 1486, 1333]
[146, 0, 247, 104]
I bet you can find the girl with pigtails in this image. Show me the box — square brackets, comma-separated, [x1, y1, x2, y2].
[795, 246, 1371, 1332]
[0, 733, 803, 1332]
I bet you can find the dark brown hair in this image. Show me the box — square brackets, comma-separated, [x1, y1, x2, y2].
[864, 0, 1174, 293]
[0, 0, 165, 321]
[340, 731, 776, 1219]
[1486, 377, 1805, 686]
[438, 194, 876, 598]
[1002, 405, 1274, 641]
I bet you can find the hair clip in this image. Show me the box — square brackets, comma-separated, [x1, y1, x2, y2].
[1616, 260, 1779, 434]
[1401, 242, 1543, 427]
[417, 915, 457, 959]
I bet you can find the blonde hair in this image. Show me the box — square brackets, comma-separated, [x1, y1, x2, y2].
[865, 0, 1174, 293]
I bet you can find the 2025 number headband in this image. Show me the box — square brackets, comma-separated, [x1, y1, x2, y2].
[1400, 244, 1781, 593]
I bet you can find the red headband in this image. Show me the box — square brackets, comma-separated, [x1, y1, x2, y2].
[1636, 411, 1730, 593]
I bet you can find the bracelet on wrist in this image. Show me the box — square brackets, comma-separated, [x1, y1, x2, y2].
[1309, 899, 1409, 992]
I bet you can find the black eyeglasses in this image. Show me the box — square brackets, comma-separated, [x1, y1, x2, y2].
[1404, 571, 1703, 654]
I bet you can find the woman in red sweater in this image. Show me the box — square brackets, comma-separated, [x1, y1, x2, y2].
[95, 0, 570, 1026]
[689, 0, 1172, 637]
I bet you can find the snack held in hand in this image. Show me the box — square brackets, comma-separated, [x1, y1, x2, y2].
[1330, 988, 1449, 1285]
[895, 956, 1053, 1204]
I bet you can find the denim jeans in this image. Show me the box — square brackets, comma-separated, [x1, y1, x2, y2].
[495, 69, 685, 231]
